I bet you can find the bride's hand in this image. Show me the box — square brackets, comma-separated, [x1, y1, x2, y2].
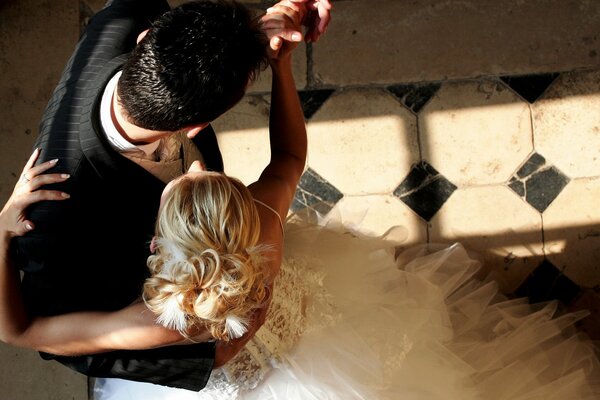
[0, 149, 70, 238]
[261, 0, 307, 61]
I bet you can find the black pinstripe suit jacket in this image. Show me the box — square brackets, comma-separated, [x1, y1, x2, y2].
[13, 0, 223, 391]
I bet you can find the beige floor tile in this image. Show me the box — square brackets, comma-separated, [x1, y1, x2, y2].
[0, 344, 87, 400]
[307, 89, 418, 195]
[313, 0, 600, 86]
[213, 95, 271, 185]
[0, 0, 79, 204]
[429, 185, 543, 292]
[323, 195, 427, 246]
[543, 178, 600, 287]
[533, 70, 600, 179]
[420, 80, 533, 187]
[83, 0, 108, 13]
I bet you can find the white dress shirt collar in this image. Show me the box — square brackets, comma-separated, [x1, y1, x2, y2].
[99, 71, 160, 157]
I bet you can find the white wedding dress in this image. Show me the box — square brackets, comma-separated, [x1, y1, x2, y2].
[94, 215, 600, 400]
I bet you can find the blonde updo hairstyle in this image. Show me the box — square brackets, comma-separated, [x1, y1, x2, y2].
[143, 172, 269, 341]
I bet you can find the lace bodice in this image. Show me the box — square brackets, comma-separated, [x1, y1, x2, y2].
[201, 256, 338, 398]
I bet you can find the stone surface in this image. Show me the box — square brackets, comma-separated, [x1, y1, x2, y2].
[387, 83, 441, 114]
[0, 344, 87, 400]
[212, 95, 271, 185]
[515, 259, 582, 306]
[500, 73, 560, 104]
[533, 69, 600, 179]
[0, 0, 79, 204]
[0, 1, 87, 397]
[313, 0, 600, 86]
[543, 178, 600, 287]
[307, 89, 419, 195]
[291, 168, 344, 216]
[429, 185, 544, 292]
[420, 80, 533, 186]
[299, 89, 336, 120]
[507, 152, 570, 213]
[394, 161, 457, 222]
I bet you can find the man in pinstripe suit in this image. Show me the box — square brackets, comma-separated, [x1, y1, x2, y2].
[11, 0, 324, 391]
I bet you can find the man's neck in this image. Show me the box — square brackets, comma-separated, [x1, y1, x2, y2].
[111, 85, 170, 145]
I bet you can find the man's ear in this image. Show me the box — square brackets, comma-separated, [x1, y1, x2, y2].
[186, 122, 210, 139]
[137, 29, 150, 44]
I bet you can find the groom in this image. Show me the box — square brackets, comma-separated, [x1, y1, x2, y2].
[14, 0, 330, 392]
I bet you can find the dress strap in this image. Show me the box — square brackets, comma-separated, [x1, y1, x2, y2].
[253, 199, 284, 235]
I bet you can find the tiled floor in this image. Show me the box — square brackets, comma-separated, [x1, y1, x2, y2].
[1, 0, 599, 399]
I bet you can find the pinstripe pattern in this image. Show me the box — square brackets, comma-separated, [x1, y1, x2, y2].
[14, 0, 222, 391]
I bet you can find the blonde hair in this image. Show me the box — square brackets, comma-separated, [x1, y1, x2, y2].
[143, 172, 269, 341]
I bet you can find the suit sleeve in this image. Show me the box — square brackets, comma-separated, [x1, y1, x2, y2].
[47, 343, 216, 392]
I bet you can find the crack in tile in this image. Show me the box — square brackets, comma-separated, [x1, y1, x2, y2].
[508, 153, 570, 213]
[399, 173, 443, 198]
[518, 165, 554, 201]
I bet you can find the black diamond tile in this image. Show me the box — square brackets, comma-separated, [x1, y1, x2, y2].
[508, 153, 570, 213]
[508, 177, 525, 197]
[515, 259, 582, 305]
[500, 73, 560, 104]
[291, 168, 343, 215]
[516, 152, 546, 179]
[298, 89, 335, 120]
[394, 161, 457, 222]
[387, 83, 441, 113]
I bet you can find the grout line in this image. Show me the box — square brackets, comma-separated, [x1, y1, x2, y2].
[306, 42, 315, 88]
[540, 213, 547, 260]
[529, 102, 536, 151]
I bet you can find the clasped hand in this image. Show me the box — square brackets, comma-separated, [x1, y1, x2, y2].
[261, 0, 332, 60]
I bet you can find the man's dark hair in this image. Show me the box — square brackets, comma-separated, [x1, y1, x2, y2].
[118, 0, 268, 131]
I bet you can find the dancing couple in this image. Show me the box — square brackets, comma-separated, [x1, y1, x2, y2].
[0, 0, 598, 398]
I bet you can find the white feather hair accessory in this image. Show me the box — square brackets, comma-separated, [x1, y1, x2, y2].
[154, 237, 188, 275]
[225, 314, 249, 339]
[155, 293, 188, 332]
[152, 237, 189, 331]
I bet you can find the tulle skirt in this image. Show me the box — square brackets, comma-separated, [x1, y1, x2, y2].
[94, 220, 600, 399]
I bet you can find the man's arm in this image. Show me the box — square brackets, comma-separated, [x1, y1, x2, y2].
[0, 152, 189, 356]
